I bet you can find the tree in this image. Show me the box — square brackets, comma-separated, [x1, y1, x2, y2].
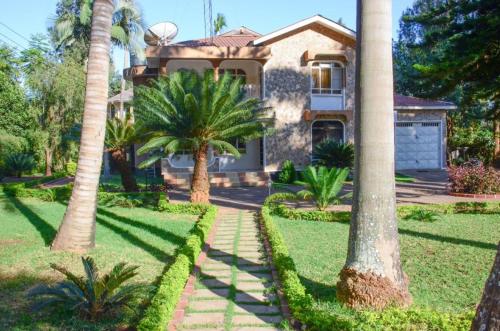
[134, 70, 272, 203]
[401, 0, 500, 166]
[51, 0, 114, 252]
[214, 13, 227, 35]
[336, 0, 412, 309]
[105, 115, 140, 192]
[471, 243, 500, 330]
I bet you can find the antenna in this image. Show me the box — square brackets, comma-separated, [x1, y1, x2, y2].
[144, 22, 178, 46]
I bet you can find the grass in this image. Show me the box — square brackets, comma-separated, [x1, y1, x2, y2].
[100, 173, 164, 188]
[395, 172, 416, 183]
[273, 212, 499, 315]
[0, 192, 198, 330]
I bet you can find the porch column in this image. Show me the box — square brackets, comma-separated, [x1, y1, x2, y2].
[211, 59, 221, 80]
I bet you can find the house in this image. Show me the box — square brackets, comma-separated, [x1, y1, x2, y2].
[122, 15, 456, 187]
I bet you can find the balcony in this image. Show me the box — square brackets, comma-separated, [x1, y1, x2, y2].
[311, 90, 345, 111]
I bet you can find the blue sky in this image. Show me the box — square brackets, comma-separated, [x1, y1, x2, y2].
[0, 0, 414, 71]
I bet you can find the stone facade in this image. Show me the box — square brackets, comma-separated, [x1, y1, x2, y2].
[263, 28, 356, 171]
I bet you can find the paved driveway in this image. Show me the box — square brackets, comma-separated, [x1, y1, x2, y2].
[169, 170, 498, 210]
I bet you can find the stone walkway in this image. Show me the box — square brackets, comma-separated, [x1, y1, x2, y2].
[171, 209, 285, 331]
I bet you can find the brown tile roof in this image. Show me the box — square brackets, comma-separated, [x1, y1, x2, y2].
[394, 94, 456, 109]
[172, 27, 261, 47]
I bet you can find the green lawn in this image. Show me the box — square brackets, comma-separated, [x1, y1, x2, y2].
[0, 193, 197, 330]
[274, 212, 499, 315]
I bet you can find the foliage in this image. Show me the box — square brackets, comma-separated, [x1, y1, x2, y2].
[28, 256, 146, 321]
[98, 191, 161, 208]
[449, 162, 500, 194]
[213, 13, 227, 35]
[264, 206, 485, 330]
[448, 125, 495, 165]
[4, 153, 36, 177]
[277, 160, 296, 184]
[66, 161, 77, 176]
[313, 140, 354, 169]
[134, 70, 273, 168]
[52, 0, 145, 61]
[137, 205, 217, 331]
[403, 208, 441, 222]
[294, 166, 350, 210]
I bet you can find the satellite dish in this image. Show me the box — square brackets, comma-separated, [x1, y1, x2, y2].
[144, 22, 178, 46]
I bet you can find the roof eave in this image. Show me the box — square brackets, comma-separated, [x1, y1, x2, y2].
[394, 105, 457, 110]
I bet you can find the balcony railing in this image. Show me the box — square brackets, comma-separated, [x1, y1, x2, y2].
[311, 89, 345, 111]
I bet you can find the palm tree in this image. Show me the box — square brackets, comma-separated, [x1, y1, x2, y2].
[336, 0, 412, 308]
[53, 0, 144, 59]
[213, 13, 227, 35]
[51, 0, 114, 252]
[134, 70, 273, 203]
[105, 115, 141, 192]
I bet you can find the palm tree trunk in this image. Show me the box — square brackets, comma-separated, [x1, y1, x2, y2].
[51, 0, 114, 252]
[190, 145, 210, 204]
[471, 243, 500, 330]
[45, 147, 53, 177]
[336, 0, 411, 309]
[111, 148, 138, 192]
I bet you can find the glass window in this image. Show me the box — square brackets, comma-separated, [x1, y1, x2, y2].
[227, 138, 247, 154]
[312, 121, 344, 146]
[219, 68, 246, 83]
[311, 62, 344, 95]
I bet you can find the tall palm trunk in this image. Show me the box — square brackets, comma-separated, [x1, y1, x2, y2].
[471, 243, 500, 330]
[336, 0, 411, 309]
[111, 148, 138, 192]
[190, 144, 210, 204]
[51, 0, 114, 252]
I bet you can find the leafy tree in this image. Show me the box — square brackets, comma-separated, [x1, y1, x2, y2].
[294, 166, 349, 211]
[134, 70, 273, 203]
[214, 13, 227, 35]
[28, 256, 146, 321]
[399, 0, 500, 166]
[105, 115, 141, 192]
[21, 37, 86, 176]
[51, 0, 115, 253]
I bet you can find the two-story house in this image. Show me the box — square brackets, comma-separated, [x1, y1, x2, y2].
[122, 15, 456, 187]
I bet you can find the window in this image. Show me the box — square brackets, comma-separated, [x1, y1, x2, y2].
[227, 138, 247, 154]
[311, 62, 344, 95]
[312, 121, 344, 146]
[219, 68, 246, 83]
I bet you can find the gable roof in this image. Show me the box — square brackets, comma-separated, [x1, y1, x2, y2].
[253, 14, 356, 46]
[172, 27, 261, 47]
[394, 94, 456, 110]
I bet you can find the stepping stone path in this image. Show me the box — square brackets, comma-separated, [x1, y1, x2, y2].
[172, 209, 285, 331]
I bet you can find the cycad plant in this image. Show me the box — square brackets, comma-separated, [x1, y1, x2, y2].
[28, 257, 146, 321]
[313, 139, 354, 168]
[295, 166, 350, 211]
[105, 115, 142, 192]
[5, 153, 36, 177]
[134, 70, 273, 203]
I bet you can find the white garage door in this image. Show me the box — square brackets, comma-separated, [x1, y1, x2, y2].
[395, 122, 441, 170]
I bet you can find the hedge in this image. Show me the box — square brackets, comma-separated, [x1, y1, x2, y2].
[260, 205, 473, 330]
[137, 204, 217, 331]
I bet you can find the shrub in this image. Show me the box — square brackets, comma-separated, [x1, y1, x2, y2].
[277, 160, 296, 184]
[28, 257, 147, 321]
[65, 161, 77, 176]
[403, 209, 441, 222]
[313, 140, 354, 168]
[137, 205, 217, 331]
[4, 153, 36, 177]
[449, 162, 500, 194]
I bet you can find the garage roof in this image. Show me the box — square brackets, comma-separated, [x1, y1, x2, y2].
[394, 94, 456, 110]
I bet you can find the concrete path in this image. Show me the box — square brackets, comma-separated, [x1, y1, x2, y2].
[171, 209, 285, 331]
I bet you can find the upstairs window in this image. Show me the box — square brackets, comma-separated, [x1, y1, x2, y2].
[219, 68, 247, 83]
[311, 62, 344, 95]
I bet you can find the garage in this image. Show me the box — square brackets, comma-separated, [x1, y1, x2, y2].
[395, 121, 442, 170]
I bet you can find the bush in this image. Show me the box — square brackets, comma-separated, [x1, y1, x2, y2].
[137, 205, 217, 331]
[277, 160, 296, 184]
[4, 153, 36, 177]
[403, 209, 441, 222]
[65, 161, 77, 176]
[313, 140, 354, 169]
[449, 162, 500, 194]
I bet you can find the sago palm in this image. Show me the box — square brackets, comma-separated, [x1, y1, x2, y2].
[105, 115, 142, 192]
[295, 166, 350, 211]
[28, 256, 146, 321]
[134, 70, 273, 203]
[313, 140, 354, 168]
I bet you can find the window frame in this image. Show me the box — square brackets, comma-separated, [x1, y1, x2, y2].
[311, 61, 345, 96]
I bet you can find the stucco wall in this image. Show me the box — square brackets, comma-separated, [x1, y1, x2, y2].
[263, 28, 355, 171]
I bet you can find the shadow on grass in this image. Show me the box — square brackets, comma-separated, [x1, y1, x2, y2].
[96, 207, 186, 246]
[398, 228, 497, 250]
[6, 196, 57, 246]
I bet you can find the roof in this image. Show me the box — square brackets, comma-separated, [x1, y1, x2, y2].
[394, 94, 456, 110]
[108, 89, 133, 104]
[253, 15, 356, 45]
[172, 27, 261, 47]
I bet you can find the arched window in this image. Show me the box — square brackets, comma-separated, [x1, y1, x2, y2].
[219, 68, 246, 83]
[312, 120, 344, 146]
[311, 62, 344, 95]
